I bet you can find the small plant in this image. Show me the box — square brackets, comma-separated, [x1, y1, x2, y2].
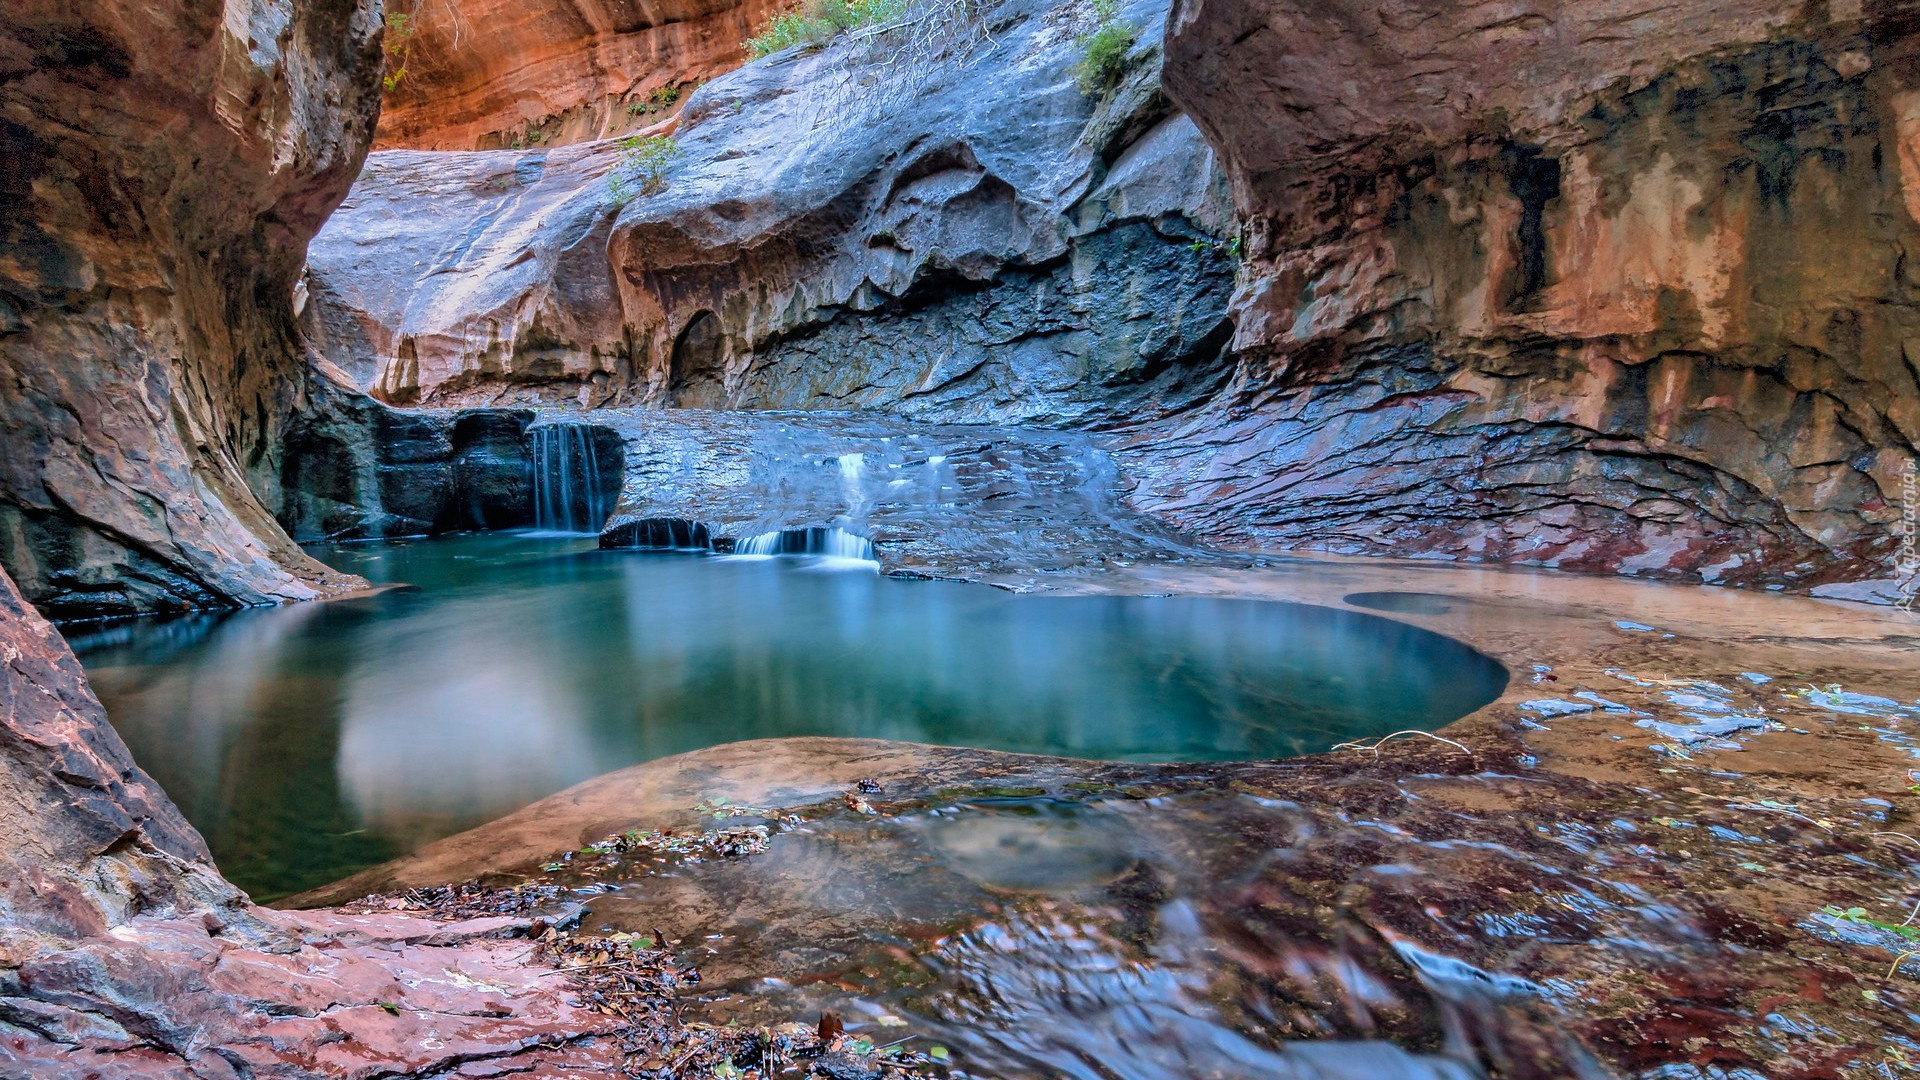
[1826, 905, 1920, 941]
[1070, 0, 1135, 96]
[1188, 235, 1244, 260]
[607, 133, 683, 205]
[381, 10, 415, 93]
[747, 0, 910, 57]
[625, 82, 686, 119]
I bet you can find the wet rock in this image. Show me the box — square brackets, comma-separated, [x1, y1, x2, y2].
[1130, 0, 1920, 592]
[1570, 691, 1633, 713]
[1636, 715, 1769, 745]
[601, 516, 715, 551]
[451, 411, 541, 530]
[810, 1054, 883, 1080]
[0, 0, 385, 617]
[582, 408, 1233, 580]
[1520, 699, 1595, 718]
[277, 397, 542, 540]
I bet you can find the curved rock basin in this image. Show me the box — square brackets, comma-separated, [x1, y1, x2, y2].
[69, 532, 1505, 899]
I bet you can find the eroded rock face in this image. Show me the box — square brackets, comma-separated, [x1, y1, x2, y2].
[0, 566, 237, 952]
[0, 0, 385, 617]
[1132, 0, 1920, 590]
[306, 0, 1240, 427]
[374, 0, 785, 151]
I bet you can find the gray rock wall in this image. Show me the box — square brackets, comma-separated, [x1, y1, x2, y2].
[304, 0, 1240, 427]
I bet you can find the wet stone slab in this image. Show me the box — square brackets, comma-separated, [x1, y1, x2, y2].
[560, 407, 1245, 582]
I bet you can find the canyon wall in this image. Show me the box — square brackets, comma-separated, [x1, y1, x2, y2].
[0, 0, 385, 618]
[374, 0, 785, 150]
[1132, 0, 1920, 594]
[305, 0, 1242, 427]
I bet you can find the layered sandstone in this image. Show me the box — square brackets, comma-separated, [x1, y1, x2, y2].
[0, 0, 383, 617]
[1132, 0, 1920, 593]
[305, 0, 1241, 426]
[0, 567, 237, 949]
[374, 0, 784, 150]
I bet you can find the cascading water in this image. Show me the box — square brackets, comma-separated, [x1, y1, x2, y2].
[733, 525, 877, 562]
[836, 451, 869, 520]
[530, 423, 611, 534]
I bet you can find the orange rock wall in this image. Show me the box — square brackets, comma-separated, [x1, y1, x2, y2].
[375, 0, 784, 150]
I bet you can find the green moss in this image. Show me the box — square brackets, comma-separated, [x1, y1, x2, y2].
[626, 82, 686, 119]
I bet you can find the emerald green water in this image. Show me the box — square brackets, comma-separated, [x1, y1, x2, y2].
[69, 533, 1506, 900]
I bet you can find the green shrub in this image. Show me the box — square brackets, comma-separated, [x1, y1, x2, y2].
[382, 11, 415, 93]
[626, 82, 686, 120]
[1071, 0, 1134, 95]
[607, 134, 683, 205]
[747, 0, 910, 57]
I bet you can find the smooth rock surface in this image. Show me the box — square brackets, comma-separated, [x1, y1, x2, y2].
[305, 0, 1239, 423]
[374, 0, 784, 150]
[0, 566, 236, 948]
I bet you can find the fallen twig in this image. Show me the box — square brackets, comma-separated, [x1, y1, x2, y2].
[1331, 730, 1475, 758]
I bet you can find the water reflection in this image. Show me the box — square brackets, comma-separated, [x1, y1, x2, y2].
[70, 533, 1505, 899]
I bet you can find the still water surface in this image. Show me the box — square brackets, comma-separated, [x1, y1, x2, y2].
[70, 533, 1506, 899]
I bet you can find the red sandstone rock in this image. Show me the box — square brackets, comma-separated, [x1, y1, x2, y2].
[0, 561, 621, 1076]
[1136, 0, 1920, 591]
[0, 0, 380, 617]
[374, 0, 785, 150]
[0, 563, 236, 948]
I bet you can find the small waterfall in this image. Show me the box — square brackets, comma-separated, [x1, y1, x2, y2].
[530, 423, 611, 534]
[836, 451, 869, 520]
[732, 526, 877, 562]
